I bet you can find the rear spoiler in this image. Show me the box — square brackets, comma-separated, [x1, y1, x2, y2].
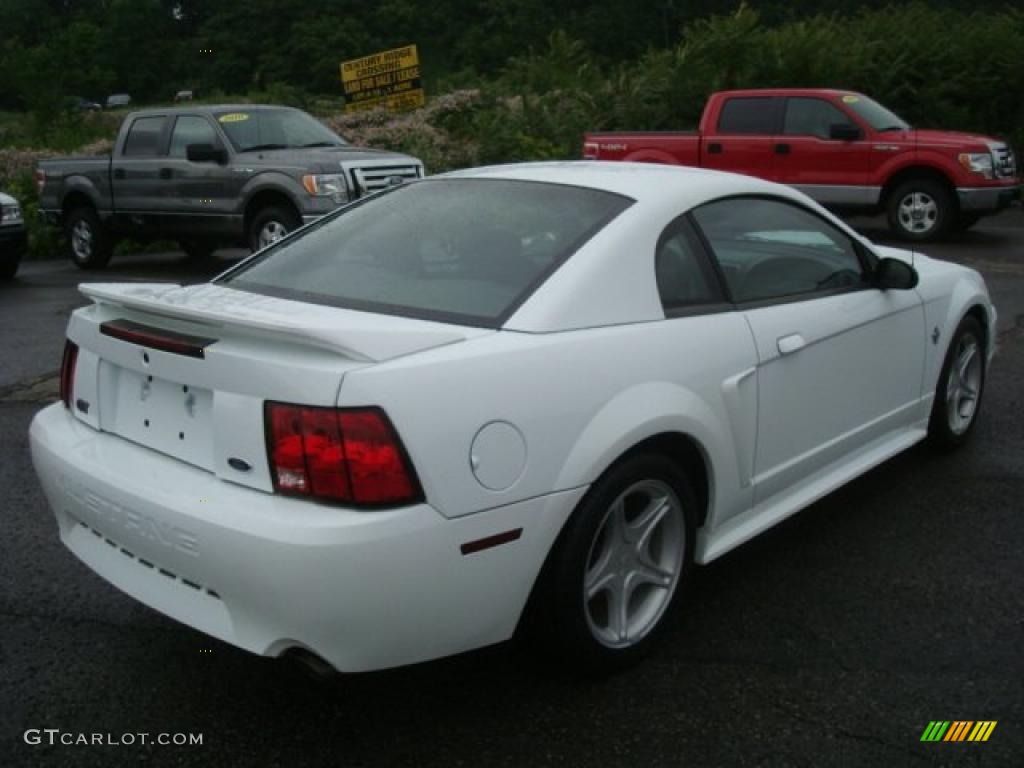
[79, 282, 469, 362]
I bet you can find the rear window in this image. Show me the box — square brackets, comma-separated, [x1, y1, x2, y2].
[221, 178, 633, 327]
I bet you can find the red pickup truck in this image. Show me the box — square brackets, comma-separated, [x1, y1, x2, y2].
[583, 89, 1019, 241]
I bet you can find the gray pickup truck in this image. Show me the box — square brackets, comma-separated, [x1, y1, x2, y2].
[37, 104, 424, 269]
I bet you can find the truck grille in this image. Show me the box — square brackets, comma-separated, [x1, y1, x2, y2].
[993, 145, 1016, 179]
[346, 163, 423, 197]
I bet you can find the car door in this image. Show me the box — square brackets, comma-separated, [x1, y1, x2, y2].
[772, 96, 872, 206]
[702, 96, 781, 181]
[162, 114, 235, 237]
[690, 196, 925, 508]
[111, 114, 170, 226]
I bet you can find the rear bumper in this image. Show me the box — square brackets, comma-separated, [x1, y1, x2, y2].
[29, 404, 582, 672]
[957, 184, 1020, 212]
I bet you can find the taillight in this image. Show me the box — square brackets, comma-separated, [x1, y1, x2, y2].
[265, 403, 421, 507]
[59, 340, 78, 409]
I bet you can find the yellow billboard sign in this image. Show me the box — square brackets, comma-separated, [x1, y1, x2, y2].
[340, 45, 425, 113]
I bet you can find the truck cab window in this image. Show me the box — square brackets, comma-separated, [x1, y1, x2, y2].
[717, 97, 779, 135]
[123, 116, 166, 157]
[169, 116, 219, 158]
[783, 98, 855, 139]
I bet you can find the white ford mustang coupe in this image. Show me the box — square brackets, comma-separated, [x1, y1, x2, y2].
[30, 162, 995, 674]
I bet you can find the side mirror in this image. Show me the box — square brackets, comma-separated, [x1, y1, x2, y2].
[829, 123, 862, 141]
[186, 143, 227, 164]
[875, 257, 919, 290]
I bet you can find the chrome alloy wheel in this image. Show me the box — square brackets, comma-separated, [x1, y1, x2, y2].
[946, 335, 982, 435]
[583, 479, 685, 649]
[258, 220, 289, 249]
[897, 191, 939, 235]
[71, 220, 93, 261]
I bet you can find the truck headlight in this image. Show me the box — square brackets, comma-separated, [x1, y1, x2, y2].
[302, 173, 349, 204]
[958, 153, 994, 178]
[1, 204, 23, 224]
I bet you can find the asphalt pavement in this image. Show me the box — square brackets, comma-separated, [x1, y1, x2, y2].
[1, 210, 1022, 767]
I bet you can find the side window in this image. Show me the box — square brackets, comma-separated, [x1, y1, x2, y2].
[169, 116, 218, 158]
[654, 219, 723, 312]
[783, 98, 856, 139]
[122, 116, 166, 157]
[717, 97, 779, 135]
[691, 197, 868, 304]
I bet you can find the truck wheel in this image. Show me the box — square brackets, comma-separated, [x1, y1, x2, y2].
[886, 179, 954, 242]
[179, 239, 216, 261]
[248, 206, 300, 252]
[65, 206, 113, 269]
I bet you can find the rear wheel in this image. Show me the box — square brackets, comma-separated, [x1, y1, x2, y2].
[247, 205, 300, 252]
[528, 453, 696, 673]
[886, 179, 955, 242]
[65, 206, 113, 269]
[928, 316, 985, 450]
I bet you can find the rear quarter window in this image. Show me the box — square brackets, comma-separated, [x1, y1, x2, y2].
[222, 178, 633, 327]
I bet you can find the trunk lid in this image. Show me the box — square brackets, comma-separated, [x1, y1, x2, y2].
[68, 282, 484, 492]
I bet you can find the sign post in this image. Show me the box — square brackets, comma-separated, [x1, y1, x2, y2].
[340, 45, 425, 113]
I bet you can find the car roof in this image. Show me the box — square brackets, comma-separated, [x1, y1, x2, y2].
[123, 104, 299, 120]
[443, 160, 794, 209]
[440, 162, 864, 333]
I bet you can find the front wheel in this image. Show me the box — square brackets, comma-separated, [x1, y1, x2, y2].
[247, 205, 300, 252]
[528, 453, 696, 672]
[65, 206, 113, 269]
[928, 316, 986, 450]
[886, 179, 955, 242]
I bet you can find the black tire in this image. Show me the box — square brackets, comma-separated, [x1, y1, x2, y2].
[178, 239, 216, 261]
[928, 315, 986, 451]
[65, 205, 113, 269]
[525, 453, 697, 673]
[886, 178, 955, 242]
[247, 205, 300, 253]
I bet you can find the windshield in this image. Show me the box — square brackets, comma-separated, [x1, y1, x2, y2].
[214, 108, 346, 151]
[221, 178, 633, 327]
[841, 94, 911, 132]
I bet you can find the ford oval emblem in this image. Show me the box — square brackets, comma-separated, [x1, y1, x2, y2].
[228, 457, 252, 472]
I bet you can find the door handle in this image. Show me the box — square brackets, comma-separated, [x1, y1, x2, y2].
[774, 143, 791, 155]
[777, 333, 806, 355]
[159, 168, 172, 180]
[113, 168, 125, 179]
[707, 143, 723, 154]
